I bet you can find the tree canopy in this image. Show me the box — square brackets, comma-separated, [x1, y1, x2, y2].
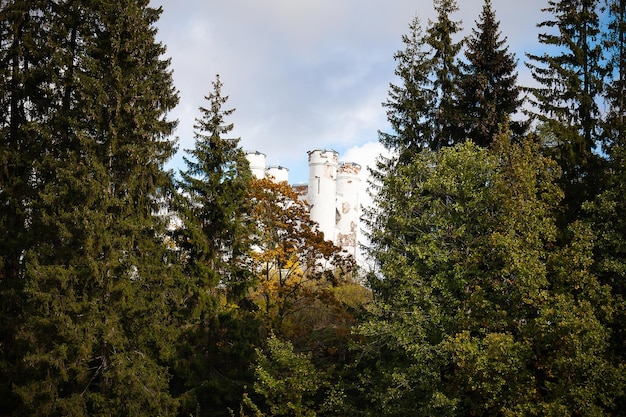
[1, 1, 625, 416]
[359, 135, 621, 416]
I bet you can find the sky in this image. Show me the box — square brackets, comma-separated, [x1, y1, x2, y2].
[149, 0, 549, 185]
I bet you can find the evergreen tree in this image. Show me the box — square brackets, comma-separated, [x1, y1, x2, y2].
[0, 0, 57, 409]
[175, 74, 255, 302]
[171, 75, 259, 417]
[378, 16, 435, 164]
[602, 0, 626, 148]
[374, 0, 463, 181]
[357, 135, 621, 416]
[426, 0, 464, 149]
[4, 1, 187, 415]
[586, 2, 626, 407]
[457, 0, 525, 147]
[525, 0, 607, 223]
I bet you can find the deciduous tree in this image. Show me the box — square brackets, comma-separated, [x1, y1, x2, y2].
[248, 177, 354, 342]
[247, 335, 323, 417]
[357, 135, 621, 416]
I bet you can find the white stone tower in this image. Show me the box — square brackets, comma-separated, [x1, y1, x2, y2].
[335, 162, 361, 258]
[248, 148, 361, 257]
[246, 151, 266, 179]
[307, 149, 338, 242]
[266, 165, 289, 183]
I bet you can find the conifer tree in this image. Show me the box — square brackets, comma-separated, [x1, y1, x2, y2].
[379, 16, 435, 164]
[457, 0, 525, 147]
[525, 0, 606, 223]
[375, 0, 463, 174]
[586, 2, 626, 408]
[602, 0, 626, 147]
[171, 76, 259, 417]
[175, 74, 255, 302]
[426, 0, 464, 149]
[3, 1, 186, 415]
[0, 0, 57, 409]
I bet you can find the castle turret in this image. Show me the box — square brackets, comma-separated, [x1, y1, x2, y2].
[246, 151, 266, 179]
[266, 165, 289, 183]
[307, 149, 338, 241]
[250, 148, 361, 257]
[335, 162, 361, 257]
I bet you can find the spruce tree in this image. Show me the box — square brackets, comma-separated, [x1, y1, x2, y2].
[5, 1, 186, 415]
[375, 0, 463, 174]
[457, 0, 525, 147]
[378, 16, 435, 164]
[525, 0, 606, 223]
[171, 75, 259, 417]
[0, 0, 56, 409]
[175, 74, 255, 300]
[602, 0, 626, 148]
[426, 0, 464, 149]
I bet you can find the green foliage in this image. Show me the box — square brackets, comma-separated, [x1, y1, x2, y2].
[457, 0, 525, 146]
[357, 135, 622, 416]
[238, 334, 353, 417]
[251, 335, 323, 417]
[525, 0, 607, 222]
[0, 1, 185, 415]
[379, 15, 435, 162]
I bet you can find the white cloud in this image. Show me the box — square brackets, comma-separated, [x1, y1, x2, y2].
[341, 141, 391, 211]
[150, 0, 550, 272]
[152, 0, 548, 184]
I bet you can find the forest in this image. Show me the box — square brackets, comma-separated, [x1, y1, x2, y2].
[0, 0, 625, 416]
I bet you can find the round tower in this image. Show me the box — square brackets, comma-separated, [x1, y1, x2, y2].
[266, 165, 289, 183]
[335, 162, 362, 257]
[307, 149, 338, 242]
[245, 151, 266, 179]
